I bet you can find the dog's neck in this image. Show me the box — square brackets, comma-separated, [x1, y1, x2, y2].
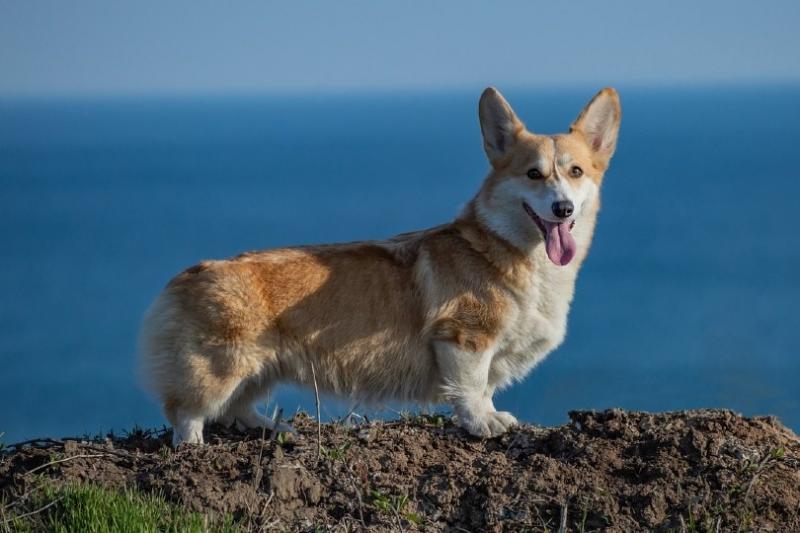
[453, 200, 537, 287]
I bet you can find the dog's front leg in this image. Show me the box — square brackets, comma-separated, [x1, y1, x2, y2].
[435, 341, 517, 437]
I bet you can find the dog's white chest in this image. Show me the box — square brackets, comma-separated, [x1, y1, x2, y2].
[488, 249, 582, 390]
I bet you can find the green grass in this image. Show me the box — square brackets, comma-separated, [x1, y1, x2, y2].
[320, 440, 351, 461]
[8, 484, 237, 532]
[399, 411, 448, 428]
[370, 489, 421, 526]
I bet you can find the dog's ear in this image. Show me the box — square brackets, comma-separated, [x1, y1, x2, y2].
[571, 88, 621, 169]
[479, 87, 524, 165]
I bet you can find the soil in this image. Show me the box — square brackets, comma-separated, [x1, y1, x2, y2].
[2, 409, 799, 531]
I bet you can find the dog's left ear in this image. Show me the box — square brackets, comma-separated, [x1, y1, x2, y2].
[571, 88, 621, 169]
[479, 87, 525, 166]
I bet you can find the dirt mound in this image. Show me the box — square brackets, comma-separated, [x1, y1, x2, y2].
[2, 409, 799, 531]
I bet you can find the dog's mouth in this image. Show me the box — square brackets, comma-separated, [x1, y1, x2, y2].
[523, 202, 576, 266]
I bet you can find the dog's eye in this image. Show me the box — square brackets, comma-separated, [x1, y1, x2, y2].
[569, 165, 583, 178]
[527, 168, 543, 180]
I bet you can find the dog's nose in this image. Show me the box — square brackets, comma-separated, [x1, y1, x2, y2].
[551, 200, 574, 219]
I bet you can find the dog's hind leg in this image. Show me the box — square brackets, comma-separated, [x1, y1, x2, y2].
[172, 415, 205, 445]
[217, 377, 294, 433]
[164, 398, 207, 446]
[159, 348, 264, 446]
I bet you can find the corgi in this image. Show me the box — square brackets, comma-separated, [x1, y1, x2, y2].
[138, 87, 621, 445]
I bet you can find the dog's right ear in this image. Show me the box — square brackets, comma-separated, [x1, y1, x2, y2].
[479, 87, 524, 166]
[571, 88, 621, 170]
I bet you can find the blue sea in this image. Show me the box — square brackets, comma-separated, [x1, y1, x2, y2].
[1, 86, 798, 442]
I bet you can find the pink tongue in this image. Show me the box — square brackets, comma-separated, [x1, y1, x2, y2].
[543, 221, 576, 266]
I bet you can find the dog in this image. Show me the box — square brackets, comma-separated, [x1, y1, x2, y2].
[138, 87, 621, 445]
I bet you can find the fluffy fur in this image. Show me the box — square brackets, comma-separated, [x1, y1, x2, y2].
[138, 87, 622, 445]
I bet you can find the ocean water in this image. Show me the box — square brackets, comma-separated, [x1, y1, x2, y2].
[1, 86, 798, 442]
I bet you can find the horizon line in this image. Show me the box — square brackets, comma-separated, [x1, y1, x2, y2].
[1, 79, 799, 103]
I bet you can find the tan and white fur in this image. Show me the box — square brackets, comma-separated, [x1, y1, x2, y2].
[138, 87, 621, 445]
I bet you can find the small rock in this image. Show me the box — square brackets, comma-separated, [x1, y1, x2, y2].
[357, 428, 372, 442]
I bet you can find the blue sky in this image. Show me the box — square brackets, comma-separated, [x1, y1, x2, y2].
[1, 0, 798, 96]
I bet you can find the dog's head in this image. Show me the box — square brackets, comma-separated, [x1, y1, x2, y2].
[474, 87, 621, 266]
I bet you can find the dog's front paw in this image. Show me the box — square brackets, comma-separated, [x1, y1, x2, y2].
[489, 410, 518, 431]
[459, 410, 517, 438]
